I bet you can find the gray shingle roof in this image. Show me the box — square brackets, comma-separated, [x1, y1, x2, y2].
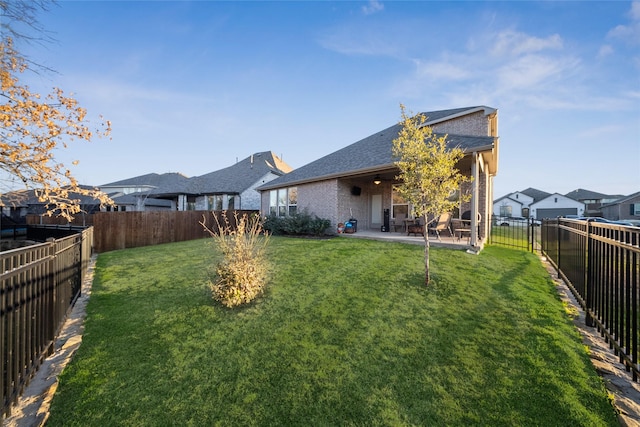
[519, 188, 551, 203]
[101, 172, 190, 188]
[258, 109, 496, 191]
[564, 188, 623, 201]
[149, 151, 292, 197]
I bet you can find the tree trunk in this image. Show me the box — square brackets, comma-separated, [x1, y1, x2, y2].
[423, 230, 430, 286]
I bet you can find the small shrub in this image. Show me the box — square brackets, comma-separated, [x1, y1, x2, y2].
[263, 211, 331, 236]
[201, 211, 270, 308]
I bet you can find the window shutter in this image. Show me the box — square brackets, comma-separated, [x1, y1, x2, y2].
[632, 204, 635, 215]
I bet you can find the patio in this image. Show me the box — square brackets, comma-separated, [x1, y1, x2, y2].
[339, 228, 475, 250]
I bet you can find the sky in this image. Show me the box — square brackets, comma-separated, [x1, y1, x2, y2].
[11, 0, 640, 199]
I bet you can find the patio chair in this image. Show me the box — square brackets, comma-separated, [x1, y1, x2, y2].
[391, 213, 406, 232]
[427, 212, 452, 241]
[451, 218, 471, 243]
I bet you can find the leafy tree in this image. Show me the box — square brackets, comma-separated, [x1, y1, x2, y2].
[392, 104, 470, 285]
[1, 24, 112, 219]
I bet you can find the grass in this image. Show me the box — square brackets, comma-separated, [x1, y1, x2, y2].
[46, 237, 619, 426]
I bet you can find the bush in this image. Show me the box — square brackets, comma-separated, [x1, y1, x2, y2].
[263, 211, 331, 236]
[200, 211, 270, 308]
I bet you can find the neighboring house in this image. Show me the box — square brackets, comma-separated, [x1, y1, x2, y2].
[258, 106, 500, 248]
[0, 185, 104, 223]
[494, 187, 586, 219]
[600, 191, 640, 221]
[100, 151, 292, 212]
[100, 172, 190, 212]
[565, 188, 624, 217]
[493, 190, 537, 218]
[530, 193, 585, 219]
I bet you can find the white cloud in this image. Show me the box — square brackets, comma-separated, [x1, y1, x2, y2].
[362, 0, 384, 15]
[630, 1, 640, 20]
[607, 1, 640, 45]
[496, 54, 579, 91]
[491, 30, 563, 57]
[597, 44, 614, 59]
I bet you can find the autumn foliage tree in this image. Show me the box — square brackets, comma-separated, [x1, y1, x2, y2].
[1, 34, 112, 220]
[392, 104, 470, 285]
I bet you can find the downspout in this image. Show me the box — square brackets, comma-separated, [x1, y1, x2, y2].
[471, 152, 479, 247]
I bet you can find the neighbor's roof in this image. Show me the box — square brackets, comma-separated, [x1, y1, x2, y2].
[600, 190, 640, 207]
[0, 185, 105, 207]
[519, 188, 551, 203]
[151, 151, 292, 196]
[493, 194, 524, 206]
[111, 192, 173, 208]
[565, 188, 623, 201]
[258, 107, 497, 191]
[101, 172, 190, 189]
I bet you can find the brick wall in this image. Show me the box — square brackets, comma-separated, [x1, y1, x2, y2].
[432, 111, 489, 136]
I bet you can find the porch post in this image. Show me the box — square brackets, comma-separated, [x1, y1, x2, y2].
[471, 152, 479, 247]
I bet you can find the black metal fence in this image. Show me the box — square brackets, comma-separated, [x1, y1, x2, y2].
[489, 215, 540, 252]
[541, 218, 640, 380]
[0, 227, 93, 416]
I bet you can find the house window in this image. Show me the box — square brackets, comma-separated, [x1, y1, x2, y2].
[270, 187, 298, 217]
[631, 203, 640, 216]
[278, 189, 287, 216]
[269, 191, 277, 215]
[392, 186, 409, 218]
[208, 195, 223, 211]
[499, 205, 512, 217]
[288, 187, 298, 216]
[186, 196, 196, 211]
[228, 196, 235, 211]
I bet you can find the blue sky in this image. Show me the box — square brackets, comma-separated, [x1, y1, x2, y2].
[16, 0, 640, 198]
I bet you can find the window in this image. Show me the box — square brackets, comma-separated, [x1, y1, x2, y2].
[392, 187, 409, 218]
[186, 196, 196, 211]
[278, 189, 287, 216]
[208, 195, 223, 211]
[499, 205, 512, 217]
[270, 187, 298, 217]
[227, 196, 235, 211]
[269, 191, 277, 216]
[288, 187, 298, 216]
[631, 203, 640, 216]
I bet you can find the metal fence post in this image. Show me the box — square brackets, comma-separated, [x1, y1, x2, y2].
[585, 222, 594, 327]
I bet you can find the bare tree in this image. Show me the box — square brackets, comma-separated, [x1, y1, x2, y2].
[1, 1, 112, 220]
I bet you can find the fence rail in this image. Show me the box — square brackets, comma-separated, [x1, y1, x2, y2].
[489, 215, 539, 252]
[0, 228, 93, 417]
[541, 218, 640, 381]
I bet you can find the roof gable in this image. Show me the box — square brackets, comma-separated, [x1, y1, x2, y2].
[519, 188, 551, 203]
[259, 107, 497, 190]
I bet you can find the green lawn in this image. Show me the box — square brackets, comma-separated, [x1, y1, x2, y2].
[47, 237, 618, 426]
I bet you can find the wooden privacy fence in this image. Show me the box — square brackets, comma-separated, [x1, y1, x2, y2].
[1, 228, 93, 417]
[541, 218, 640, 381]
[91, 210, 258, 253]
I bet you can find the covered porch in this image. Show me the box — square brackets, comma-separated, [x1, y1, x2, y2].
[336, 157, 489, 249]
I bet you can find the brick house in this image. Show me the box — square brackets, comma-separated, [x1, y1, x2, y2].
[258, 106, 499, 248]
[100, 151, 291, 211]
[600, 191, 640, 221]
